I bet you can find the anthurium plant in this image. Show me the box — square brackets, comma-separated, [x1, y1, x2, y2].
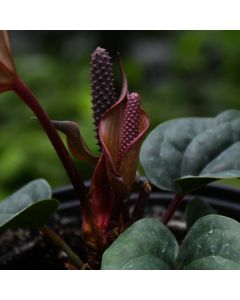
[0, 31, 240, 270]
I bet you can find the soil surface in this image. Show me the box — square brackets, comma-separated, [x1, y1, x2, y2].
[0, 200, 88, 270]
[1, 180, 240, 269]
[0, 198, 186, 270]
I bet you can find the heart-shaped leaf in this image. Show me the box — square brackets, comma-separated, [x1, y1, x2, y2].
[140, 110, 240, 193]
[101, 218, 178, 270]
[185, 198, 217, 229]
[0, 179, 59, 230]
[177, 214, 240, 270]
[101, 215, 240, 270]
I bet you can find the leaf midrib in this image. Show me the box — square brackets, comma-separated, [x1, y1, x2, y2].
[180, 120, 237, 178]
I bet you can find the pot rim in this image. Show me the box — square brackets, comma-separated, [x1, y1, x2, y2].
[1, 181, 240, 267]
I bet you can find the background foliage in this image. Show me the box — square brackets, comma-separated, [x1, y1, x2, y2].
[1, 31, 240, 198]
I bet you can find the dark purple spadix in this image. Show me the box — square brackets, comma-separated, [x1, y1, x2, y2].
[90, 47, 117, 149]
[118, 92, 141, 160]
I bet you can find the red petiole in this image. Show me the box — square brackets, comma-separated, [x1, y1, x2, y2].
[13, 77, 87, 207]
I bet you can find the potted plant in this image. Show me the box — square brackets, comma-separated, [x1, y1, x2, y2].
[0, 30, 240, 270]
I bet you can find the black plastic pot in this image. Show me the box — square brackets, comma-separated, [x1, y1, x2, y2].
[0, 182, 240, 269]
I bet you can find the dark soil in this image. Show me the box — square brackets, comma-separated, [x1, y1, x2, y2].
[0, 200, 88, 270]
[1, 183, 239, 270]
[0, 198, 186, 270]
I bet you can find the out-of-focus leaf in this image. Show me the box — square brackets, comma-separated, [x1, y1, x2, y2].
[185, 198, 217, 229]
[0, 179, 58, 230]
[0, 30, 16, 92]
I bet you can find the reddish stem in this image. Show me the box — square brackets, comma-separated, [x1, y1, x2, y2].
[132, 180, 151, 221]
[161, 192, 186, 225]
[13, 77, 87, 205]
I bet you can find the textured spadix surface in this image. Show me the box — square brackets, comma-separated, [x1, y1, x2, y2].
[90, 47, 117, 149]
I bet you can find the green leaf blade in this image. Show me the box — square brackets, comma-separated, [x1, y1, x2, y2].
[101, 218, 178, 270]
[184, 256, 240, 270]
[140, 117, 214, 192]
[178, 214, 240, 270]
[0, 179, 59, 230]
[121, 255, 169, 270]
[140, 110, 240, 193]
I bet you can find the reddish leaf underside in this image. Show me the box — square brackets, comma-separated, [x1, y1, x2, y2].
[52, 120, 98, 164]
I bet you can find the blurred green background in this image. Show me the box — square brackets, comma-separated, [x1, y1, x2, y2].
[1, 30, 240, 198]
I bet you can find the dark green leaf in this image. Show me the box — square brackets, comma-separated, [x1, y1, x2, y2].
[185, 198, 217, 229]
[140, 110, 240, 193]
[101, 218, 178, 270]
[183, 256, 240, 270]
[120, 255, 169, 270]
[101, 215, 240, 270]
[0, 179, 59, 230]
[177, 214, 240, 270]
